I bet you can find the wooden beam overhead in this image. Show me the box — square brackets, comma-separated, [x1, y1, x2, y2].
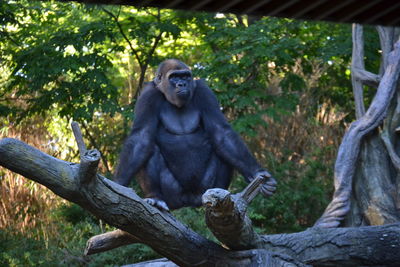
[219, 0, 244, 13]
[243, 0, 272, 14]
[365, 1, 400, 25]
[291, 0, 329, 19]
[268, 0, 300, 17]
[314, 0, 357, 21]
[59, 0, 400, 26]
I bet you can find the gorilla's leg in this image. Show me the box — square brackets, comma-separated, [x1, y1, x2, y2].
[213, 157, 233, 189]
[186, 154, 233, 207]
[142, 145, 184, 210]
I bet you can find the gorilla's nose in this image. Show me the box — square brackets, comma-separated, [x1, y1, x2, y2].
[177, 81, 187, 88]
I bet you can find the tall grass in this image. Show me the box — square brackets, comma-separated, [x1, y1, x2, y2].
[0, 124, 66, 243]
[0, 173, 61, 237]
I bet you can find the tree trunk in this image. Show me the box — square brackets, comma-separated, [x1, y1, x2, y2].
[346, 26, 400, 227]
[315, 25, 400, 228]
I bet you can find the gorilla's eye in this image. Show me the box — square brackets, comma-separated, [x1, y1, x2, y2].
[169, 76, 181, 84]
[169, 71, 192, 80]
[170, 74, 191, 80]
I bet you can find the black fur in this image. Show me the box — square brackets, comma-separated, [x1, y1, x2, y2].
[115, 59, 276, 210]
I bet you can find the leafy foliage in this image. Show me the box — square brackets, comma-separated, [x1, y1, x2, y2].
[0, 0, 382, 265]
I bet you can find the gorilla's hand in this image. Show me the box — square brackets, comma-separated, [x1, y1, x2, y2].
[144, 198, 170, 211]
[255, 170, 277, 197]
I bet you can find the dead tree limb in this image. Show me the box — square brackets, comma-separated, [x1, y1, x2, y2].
[71, 121, 101, 184]
[262, 223, 400, 266]
[382, 92, 400, 172]
[85, 229, 139, 255]
[0, 137, 304, 266]
[202, 176, 266, 250]
[352, 68, 381, 88]
[0, 137, 226, 266]
[351, 24, 366, 118]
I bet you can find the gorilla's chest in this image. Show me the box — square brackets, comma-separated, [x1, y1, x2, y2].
[159, 103, 201, 135]
[157, 103, 212, 182]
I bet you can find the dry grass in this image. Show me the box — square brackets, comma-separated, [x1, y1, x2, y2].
[0, 173, 61, 236]
[257, 102, 346, 166]
[253, 59, 347, 168]
[0, 123, 65, 240]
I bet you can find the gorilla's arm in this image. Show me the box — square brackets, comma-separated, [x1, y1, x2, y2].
[195, 80, 276, 197]
[195, 80, 264, 181]
[115, 83, 163, 186]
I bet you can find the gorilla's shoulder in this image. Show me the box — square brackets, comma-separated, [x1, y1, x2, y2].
[138, 82, 163, 100]
[135, 82, 164, 113]
[193, 78, 217, 100]
[141, 81, 161, 95]
[194, 78, 208, 88]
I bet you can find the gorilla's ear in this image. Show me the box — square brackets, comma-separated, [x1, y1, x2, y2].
[154, 73, 162, 85]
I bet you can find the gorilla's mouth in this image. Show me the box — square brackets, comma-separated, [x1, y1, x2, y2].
[177, 89, 190, 99]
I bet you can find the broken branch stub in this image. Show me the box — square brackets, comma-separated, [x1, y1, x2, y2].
[78, 149, 101, 184]
[202, 175, 267, 250]
[71, 121, 100, 184]
[71, 121, 87, 154]
[85, 229, 139, 255]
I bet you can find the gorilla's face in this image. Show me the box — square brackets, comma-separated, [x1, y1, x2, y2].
[155, 60, 195, 108]
[164, 69, 194, 108]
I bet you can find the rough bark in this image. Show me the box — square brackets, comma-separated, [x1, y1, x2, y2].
[315, 26, 400, 228]
[351, 24, 366, 118]
[262, 223, 400, 266]
[2, 137, 400, 266]
[202, 176, 267, 250]
[345, 26, 400, 227]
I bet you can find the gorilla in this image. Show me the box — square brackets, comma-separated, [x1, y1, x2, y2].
[115, 59, 276, 211]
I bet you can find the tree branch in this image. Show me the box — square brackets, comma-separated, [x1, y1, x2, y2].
[261, 223, 400, 266]
[81, 122, 110, 174]
[85, 229, 139, 255]
[352, 67, 381, 88]
[71, 121, 87, 154]
[102, 7, 143, 67]
[0, 138, 227, 266]
[381, 93, 400, 172]
[351, 24, 366, 118]
[86, 175, 267, 253]
[134, 28, 164, 99]
[202, 175, 267, 250]
[71, 122, 101, 184]
[377, 26, 396, 72]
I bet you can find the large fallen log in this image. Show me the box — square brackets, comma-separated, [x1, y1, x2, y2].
[1, 137, 400, 266]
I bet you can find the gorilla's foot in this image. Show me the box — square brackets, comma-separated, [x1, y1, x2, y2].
[144, 198, 170, 211]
